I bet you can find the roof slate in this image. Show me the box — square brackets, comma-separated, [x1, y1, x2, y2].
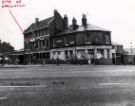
[57, 24, 110, 35]
[24, 17, 54, 33]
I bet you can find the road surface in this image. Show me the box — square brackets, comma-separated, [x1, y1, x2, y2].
[0, 65, 135, 106]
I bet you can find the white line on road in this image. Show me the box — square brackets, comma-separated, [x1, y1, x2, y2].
[0, 83, 135, 88]
[99, 83, 135, 86]
[0, 85, 47, 88]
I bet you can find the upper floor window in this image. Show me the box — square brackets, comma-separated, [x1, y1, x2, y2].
[76, 33, 86, 45]
[46, 30, 49, 35]
[85, 35, 91, 44]
[42, 29, 49, 36]
[38, 40, 40, 49]
[37, 31, 39, 37]
[40, 40, 43, 49]
[39, 30, 42, 36]
[46, 39, 49, 47]
[64, 38, 68, 46]
[69, 41, 75, 44]
[34, 31, 37, 37]
[106, 35, 110, 44]
[56, 39, 62, 43]
[53, 39, 56, 47]
[95, 37, 99, 43]
[24, 42, 28, 49]
[43, 30, 46, 35]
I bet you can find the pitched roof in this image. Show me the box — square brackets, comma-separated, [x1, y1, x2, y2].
[57, 23, 110, 35]
[24, 17, 54, 33]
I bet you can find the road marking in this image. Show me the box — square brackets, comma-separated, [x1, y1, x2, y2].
[0, 97, 7, 100]
[99, 83, 135, 86]
[0, 85, 47, 88]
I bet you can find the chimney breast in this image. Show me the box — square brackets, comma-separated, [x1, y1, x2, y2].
[54, 9, 58, 16]
[72, 17, 78, 29]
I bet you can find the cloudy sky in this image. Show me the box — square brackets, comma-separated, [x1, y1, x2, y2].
[0, 0, 135, 50]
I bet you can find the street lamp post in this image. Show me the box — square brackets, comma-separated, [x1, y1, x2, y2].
[130, 42, 134, 65]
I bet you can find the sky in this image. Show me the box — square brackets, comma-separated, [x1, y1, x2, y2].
[0, 0, 135, 50]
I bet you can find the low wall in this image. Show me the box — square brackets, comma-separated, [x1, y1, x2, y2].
[24, 59, 113, 65]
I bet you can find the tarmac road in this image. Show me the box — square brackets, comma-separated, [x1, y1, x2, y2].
[0, 65, 135, 106]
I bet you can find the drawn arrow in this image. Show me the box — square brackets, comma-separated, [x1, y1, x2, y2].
[9, 10, 24, 34]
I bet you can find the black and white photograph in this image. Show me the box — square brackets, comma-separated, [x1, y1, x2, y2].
[0, 0, 135, 105]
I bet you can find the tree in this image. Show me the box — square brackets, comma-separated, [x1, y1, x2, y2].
[0, 41, 14, 52]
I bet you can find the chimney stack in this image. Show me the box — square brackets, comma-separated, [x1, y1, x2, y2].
[35, 18, 39, 24]
[63, 14, 68, 29]
[82, 14, 87, 27]
[72, 17, 78, 29]
[54, 9, 58, 17]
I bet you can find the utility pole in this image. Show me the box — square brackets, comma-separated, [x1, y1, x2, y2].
[130, 42, 134, 65]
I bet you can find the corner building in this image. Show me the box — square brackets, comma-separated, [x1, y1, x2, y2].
[24, 10, 113, 64]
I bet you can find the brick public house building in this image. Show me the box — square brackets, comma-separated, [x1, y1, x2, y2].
[22, 10, 113, 64]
